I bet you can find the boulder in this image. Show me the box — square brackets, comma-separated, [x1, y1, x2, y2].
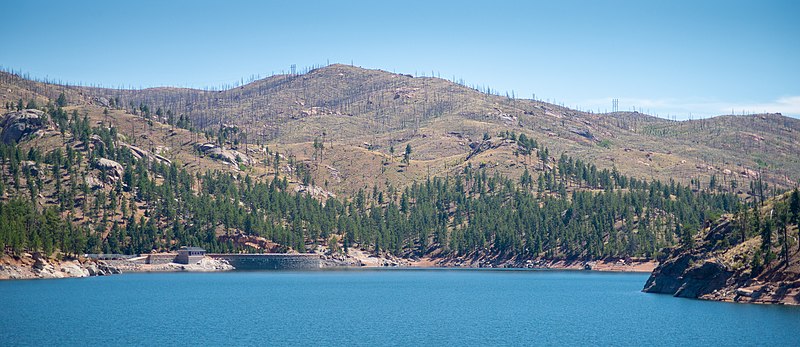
[31, 253, 59, 278]
[735, 288, 759, 298]
[0, 109, 46, 144]
[60, 261, 89, 277]
[207, 147, 239, 165]
[198, 143, 217, 152]
[119, 142, 172, 165]
[93, 97, 110, 108]
[85, 263, 99, 276]
[33, 255, 47, 271]
[121, 143, 148, 160]
[97, 261, 122, 275]
[569, 127, 595, 141]
[95, 158, 124, 183]
[197, 143, 251, 167]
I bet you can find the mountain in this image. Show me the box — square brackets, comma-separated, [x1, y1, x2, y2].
[3, 64, 798, 199]
[644, 190, 800, 305]
[0, 64, 794, 274]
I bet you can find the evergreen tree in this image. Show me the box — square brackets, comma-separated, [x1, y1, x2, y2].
[403, 144, 412, 164]
[56, 92, 67, 107]
[790, 188, 800, 225]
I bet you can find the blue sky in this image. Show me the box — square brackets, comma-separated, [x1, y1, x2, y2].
[1, 0, 798, 119]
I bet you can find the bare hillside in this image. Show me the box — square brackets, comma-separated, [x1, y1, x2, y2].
[2, 65, 798, 197]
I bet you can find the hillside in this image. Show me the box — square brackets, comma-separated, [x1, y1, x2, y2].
[0, 64, 793, 276]
[0, 102, 739, 265]
[2, 64, 798, 200]
[644, 190, 800, 305]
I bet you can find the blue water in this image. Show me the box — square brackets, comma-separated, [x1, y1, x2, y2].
[1, 269, 798, 346]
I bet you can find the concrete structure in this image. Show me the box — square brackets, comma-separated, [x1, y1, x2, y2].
[176, 247, 206, 264]
[146, 253, 178, 265]
[85, 254, 137, 260]
[207, 253, 321, 270]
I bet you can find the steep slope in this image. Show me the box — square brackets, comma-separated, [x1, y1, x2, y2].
[644, 190, 800, 305]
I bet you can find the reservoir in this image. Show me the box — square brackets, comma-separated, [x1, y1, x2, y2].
[1, 269, 798, 346]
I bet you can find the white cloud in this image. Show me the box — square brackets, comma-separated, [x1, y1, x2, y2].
[728, 96, 800, 116]
[575, 96, 800, 120]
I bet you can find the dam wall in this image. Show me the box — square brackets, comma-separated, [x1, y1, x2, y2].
[207, 253, 321, 270]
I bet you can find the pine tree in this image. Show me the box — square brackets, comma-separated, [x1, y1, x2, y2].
[790, 188, 800, 225]
[403, 144, 412, 164]
[56, 93, 67, 107]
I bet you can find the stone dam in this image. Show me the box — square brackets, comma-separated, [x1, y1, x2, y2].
[207, 254, 321, 270]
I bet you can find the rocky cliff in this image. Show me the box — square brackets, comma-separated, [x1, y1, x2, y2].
[644, 210, 800, 305]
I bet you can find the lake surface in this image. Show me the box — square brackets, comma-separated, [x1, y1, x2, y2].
[1, 269, 798, 346]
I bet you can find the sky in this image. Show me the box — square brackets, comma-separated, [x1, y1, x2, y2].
[1, 0, 798, 119]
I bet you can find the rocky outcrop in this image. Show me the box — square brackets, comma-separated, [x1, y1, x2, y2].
[0, 253, 122, 280]
[294, 184, 336, 199]
[465, 139, 504, 161]
[643, 217, 743, 299]
[643, 252, 733, 298]
[0, 109, 47, 144]
[196, 143, 252, 167]
[119, 142, 172, 165]
[568, 127, 596, 141]
[177, 257, 234, 272]
[94, 158, 124, 183]
[643, 214, 800, 305]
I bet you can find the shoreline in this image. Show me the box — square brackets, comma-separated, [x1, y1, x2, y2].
[2, 252, 656, 280]
[0, 253, 122, 280]
[320, 246, 657, 273]
[0, 253, 233, 280]
[7, 253, 794, 307]
[321, 250, 657, 273]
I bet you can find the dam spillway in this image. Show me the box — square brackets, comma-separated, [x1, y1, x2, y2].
[207, 253, 321, 270]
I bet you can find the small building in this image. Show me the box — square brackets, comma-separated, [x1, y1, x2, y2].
[176, 247, 206, 264]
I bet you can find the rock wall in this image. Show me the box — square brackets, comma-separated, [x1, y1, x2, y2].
[146, 253, 178, 265]
[209, 254, 321, 270]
